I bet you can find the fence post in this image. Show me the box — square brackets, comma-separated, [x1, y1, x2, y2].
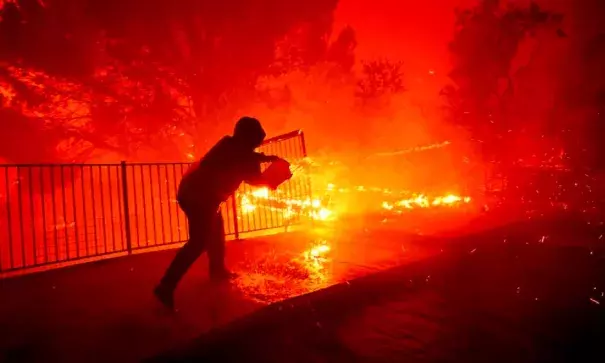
[231, 194, 240, 240]
[120, 161, 133, 254]
[299, 130, 308, 158]
[299, 131, 315, 226]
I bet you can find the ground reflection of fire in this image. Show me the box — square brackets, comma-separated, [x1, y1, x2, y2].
[301, 241, 331, 278]
[233, 239, 333, 304]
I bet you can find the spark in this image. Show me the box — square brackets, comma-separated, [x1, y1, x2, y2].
[369, 141, 452, 158]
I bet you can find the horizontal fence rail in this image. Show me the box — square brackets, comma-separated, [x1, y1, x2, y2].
[0, 130, 311, 275]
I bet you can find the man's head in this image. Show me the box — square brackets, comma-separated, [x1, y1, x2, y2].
[233, 116, 266, 149]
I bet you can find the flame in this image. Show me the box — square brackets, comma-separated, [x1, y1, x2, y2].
[232, 154, 474, 224]
[236, 178, 471, 226]
[385, 193, 471, 210]
[237, 186, 334, 222]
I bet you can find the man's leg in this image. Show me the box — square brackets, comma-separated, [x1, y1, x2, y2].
[155, 207, 209, 308]
[207, 213, 235, 279]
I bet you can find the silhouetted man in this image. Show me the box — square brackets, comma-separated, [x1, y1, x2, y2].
[154, 117, 291, 310]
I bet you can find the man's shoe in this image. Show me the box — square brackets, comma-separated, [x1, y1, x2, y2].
[153, 285, 175, 311]
[210, 269, 238, 281]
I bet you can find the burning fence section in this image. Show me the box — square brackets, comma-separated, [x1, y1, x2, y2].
[237, 130, 315, 232]
[0, 130, 322, 274]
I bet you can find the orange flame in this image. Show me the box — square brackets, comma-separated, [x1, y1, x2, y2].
[382, 193, 471, 210]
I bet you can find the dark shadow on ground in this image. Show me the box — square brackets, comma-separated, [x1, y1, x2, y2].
[149, 214, 605, 363]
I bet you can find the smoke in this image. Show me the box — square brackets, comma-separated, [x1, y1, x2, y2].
[246, 0, 484, 193]
[251, 0, 604, 193]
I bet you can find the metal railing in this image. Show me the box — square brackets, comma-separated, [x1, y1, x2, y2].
[0, 130, 311, 275]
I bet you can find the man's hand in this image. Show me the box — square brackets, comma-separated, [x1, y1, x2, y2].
[262, 154, 283, 163]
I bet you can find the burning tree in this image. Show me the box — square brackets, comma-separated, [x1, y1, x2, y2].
[0, 0, 340, 163]
[443, 0, 605, 211]
[355, 59, 405, 106]
[442, 0, 564, 166]
[0, 0, 349, 264]
[551, 0, 605, 170]
[354, 59, 405, 150]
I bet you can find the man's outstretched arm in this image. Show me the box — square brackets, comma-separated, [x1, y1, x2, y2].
[255, 152, 281, 163]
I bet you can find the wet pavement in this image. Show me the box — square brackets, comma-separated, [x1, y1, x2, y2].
[229, 220, 442, 304]
[151, 215, 605, 363]
[0, 214, 458, 363]
[4, 209, 603, 363]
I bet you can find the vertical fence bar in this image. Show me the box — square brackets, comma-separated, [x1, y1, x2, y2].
[116, 165, 126, 252]
[299, 130, 308, 158]
[89, 167, 98, 256]
[80, 165, 89, 257]
[50, 166, 59, 262]
[171, 164, 181, 242]
[40, 167, 48, 264]
[107, 166, 117, 252]
[179, 164, 188, 239]
[16, 167, 26, 267]
[121, 161, 133, 254]
[147, 165, 158, 246]
[98, 165, 108, 254]
[70, 166, 80, 259]
[163, 165, 173, 243]
[5, 168, 14, 269]
[156, 165, 166, 245]
[60, 166, 69, 260]
[28, 167, 37, 265]
[130, 165, 140, 249]
[139, 165, 150, 247]
[300, 131, 314, 226]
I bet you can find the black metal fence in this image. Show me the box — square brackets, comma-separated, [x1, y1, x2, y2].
[0, 130, 311, 275]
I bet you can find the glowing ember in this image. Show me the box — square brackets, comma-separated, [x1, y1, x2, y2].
[303, 242, 331, 275]
[232, 240, 333, 304]
[369, 141, 452, 158]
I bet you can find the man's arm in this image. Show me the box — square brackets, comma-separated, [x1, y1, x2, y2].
[243, 153, 275, 187]
[255, 152, 281, 163]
